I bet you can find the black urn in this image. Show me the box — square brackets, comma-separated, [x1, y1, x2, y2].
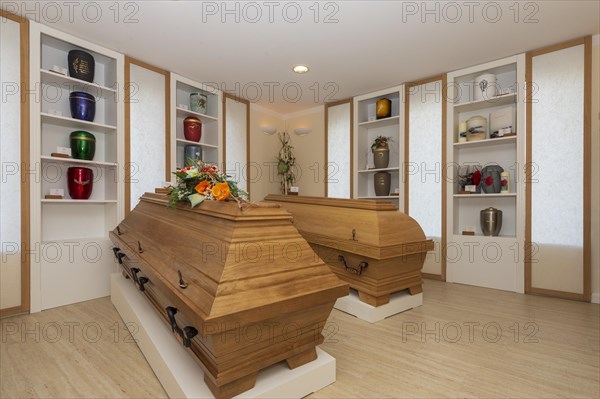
[68, 50, 95, 83]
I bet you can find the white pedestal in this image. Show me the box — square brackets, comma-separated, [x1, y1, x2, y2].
[334, 289, 423, 323]
[110, 273, 336, 399]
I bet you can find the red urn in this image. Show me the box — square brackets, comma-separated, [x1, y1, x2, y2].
[183, 116, 202, 142]
[67, 167, 94, 200]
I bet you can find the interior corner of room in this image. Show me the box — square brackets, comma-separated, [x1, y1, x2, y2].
[1, 2, 599, 399]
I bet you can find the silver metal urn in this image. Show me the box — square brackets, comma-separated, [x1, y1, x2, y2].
[480, 207, 503, 236]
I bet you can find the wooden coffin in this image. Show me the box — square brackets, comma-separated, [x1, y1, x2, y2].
[263, 195, 433, 307]
[109, 193, 348, 399]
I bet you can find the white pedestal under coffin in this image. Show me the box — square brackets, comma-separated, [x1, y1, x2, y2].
[334, 289, 423, 323]
[110, 273, 337, 399]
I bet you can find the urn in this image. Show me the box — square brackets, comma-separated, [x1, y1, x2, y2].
[69, 91, 96, 122]
[474, 73, 496, 101]
[68, 49, 95, 83]
[374, 172, 391, 196]
[184, 145, 203, 165]
[481, 165, 504, 194]
[372, 147, 390, 169]
[480, 207, 503, 236]
[190, 92, 207, 114]
[376, 98, 392, 119]
[183, 116, 202, 142]
[68, 167, 94, 200]
[69, 131, 96, 161]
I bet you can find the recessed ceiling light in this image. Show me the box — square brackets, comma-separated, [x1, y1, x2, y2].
[292, 65, 309, 74]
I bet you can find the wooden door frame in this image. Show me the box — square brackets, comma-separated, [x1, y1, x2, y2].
[324, 98, 354, 198]
[124, 57, 170, 216]
[0, 10, 30, 317]
[404, 75, 447, 281]
[223, 93, 251, 195]
[525, 36, 592, 301]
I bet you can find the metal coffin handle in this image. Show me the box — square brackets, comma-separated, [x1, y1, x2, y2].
[165, 306, 198, 348]
[338, 255, 368, 275]
[130, 267, 149, 292]
[112, 247, 126, 264]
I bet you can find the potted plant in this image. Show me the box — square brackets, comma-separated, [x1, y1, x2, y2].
[277, 131, 296, 194]
[371, 136, 391, 169]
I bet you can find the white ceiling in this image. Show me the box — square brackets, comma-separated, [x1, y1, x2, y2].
[10, 0, 600, 114]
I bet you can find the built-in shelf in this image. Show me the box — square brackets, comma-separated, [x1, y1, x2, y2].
[452, 233, 517, 240]
[358, 167, 400, 173]
[175, 138, 219, 149]
[40, 69, 117, 97]
[357, 195, 400, 200]
[358, 115, 400, 128]
[40, 155, 117, 168]
[453, 193, 517, 198]
[454, 92, 517, 113]
[41, 199, 118, 204]
[453, 135, 517, 148]
[176, 107, 218, 124]
[41, 113, 117, 133]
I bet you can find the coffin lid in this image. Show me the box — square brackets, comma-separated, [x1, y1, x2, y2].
[263, 195, 433, 259]
[110, 193, 347, 326]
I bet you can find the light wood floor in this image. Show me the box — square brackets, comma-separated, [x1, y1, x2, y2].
[1, 279, 598, 398]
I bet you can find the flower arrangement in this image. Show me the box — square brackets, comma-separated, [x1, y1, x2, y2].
[277, 131, 296, 194]
[371, 135, 392, 150]
[168, 160, 247, 208]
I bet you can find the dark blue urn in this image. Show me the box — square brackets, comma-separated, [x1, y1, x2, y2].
[69, 91, 96, 122]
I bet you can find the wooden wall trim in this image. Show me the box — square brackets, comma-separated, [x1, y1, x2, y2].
[403, 84, 410, 214]
[324, 98, 353, 198]
[441, 74, 447, 282]
[525, 36, 591, 301]
[123, 57, 171, 215]
[422, 273, 443, 281]
[0, 306, 25, 319]
[223, 93, 251, 195]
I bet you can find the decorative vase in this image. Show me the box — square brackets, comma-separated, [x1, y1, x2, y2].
[374, 172, 391, 196]
[69, 91, 96, 121]
[67, 167, 93, 200]
[190, 93, 208, 114]
[184, 145, 203, 165]
[68, 50, 95, 83]
[376, 98, 391, 119]
[70, 131, 96, 160]
[372, 147, 390, 169]
[481, 165, 504, 193]
[183, 116, 202, 142]
[480, 207, 503, 236]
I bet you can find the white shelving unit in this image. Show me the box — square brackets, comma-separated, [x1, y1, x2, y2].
[353, 86, 405, 209]
[29, 22, 124, 312]
[170, 74, 222, 174]
[445, 54, 525, 293]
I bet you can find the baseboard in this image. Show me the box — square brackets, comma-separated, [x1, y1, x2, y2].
[0, 305, 24, 319]
[592, 293, 600, 304]
[422, 273, 442, 281]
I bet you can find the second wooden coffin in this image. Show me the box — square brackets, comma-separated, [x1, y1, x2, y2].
[264, 195, 433, 307]
[109, 193, 348, 399]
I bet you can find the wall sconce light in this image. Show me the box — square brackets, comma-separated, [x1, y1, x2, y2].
[294, 128, 312, 136]
[261, 126, 277, 135]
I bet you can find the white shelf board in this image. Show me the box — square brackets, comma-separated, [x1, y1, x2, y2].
[452, 233, 517, 240]
[453, 135, 517, 149]
[41, 112, 117, 133]
[357, 195, 400, 199]
[41, 155, 117, 168]
[454, 92, 516, 113]
[40, 69, 117, 96]
[358, 115, 399, 128]
[176, 107, 218, 124]
[41, 199, 117, 204]
[358, 167, 400, 173]
[453, 193, 517, 198]
[175, 138, 218, 149]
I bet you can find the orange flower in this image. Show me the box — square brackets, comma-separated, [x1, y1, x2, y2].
[211, 182, 230, 201]
[195, 180, 211, 195]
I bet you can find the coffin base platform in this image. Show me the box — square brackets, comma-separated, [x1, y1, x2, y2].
[111, 273, 337, 399]
[334, 289, 423, 323]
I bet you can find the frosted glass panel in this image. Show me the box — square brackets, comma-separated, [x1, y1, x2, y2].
[408, 81, 442, 238]
[129, 65, 166, 210]
[531, 45, 584, 293]
[225, 97, 248, 192]
[0, 18, 22, 308]
[327, 102, 351, 198]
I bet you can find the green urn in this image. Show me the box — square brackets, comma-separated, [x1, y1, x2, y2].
[70, 131, 96, 160]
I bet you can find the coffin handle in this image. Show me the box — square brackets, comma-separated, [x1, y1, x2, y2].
[165, 306, 198, 348]
[130, 267, 149, 292]
[112, 247, 126, 264]
[338, 255, 368, 275]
